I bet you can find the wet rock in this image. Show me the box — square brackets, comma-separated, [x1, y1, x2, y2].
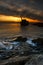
[25, 54, 43, 65]
[32, 38, 43, 51]
[32, 38, 43, 46]
[15, 36, 27, 42]
[5, 60, 27, 65]
[0, 55, 31, 65]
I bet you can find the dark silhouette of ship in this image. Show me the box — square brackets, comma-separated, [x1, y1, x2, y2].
[20, 19, 29, 26]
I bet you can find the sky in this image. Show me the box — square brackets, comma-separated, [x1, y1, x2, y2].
[0, 0, 43, 22]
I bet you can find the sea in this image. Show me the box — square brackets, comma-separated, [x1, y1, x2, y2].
[0, 23, 43, 41]
[0, 23, 43, 65]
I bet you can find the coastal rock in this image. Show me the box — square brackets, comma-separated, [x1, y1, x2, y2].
[0, 37, 43, 61]
[25, 54, 43, 65]
[15, 36, 27, 42]
[32, 38, 43, 46]
[32, 38, 43, 51]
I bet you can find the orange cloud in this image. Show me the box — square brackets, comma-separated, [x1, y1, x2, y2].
[0, 14, 40, 22]
[22, 17, 40, 22]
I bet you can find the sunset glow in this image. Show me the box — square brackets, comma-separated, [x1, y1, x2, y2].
[0, 15, 40, 22]
[0, 15, 21, 22]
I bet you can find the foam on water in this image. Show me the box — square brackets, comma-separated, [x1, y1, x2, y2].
[0, 42, 6, 48]
[26, 39, 37, 46]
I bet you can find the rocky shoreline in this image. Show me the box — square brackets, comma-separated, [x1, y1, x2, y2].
[0, 36, 43, 65]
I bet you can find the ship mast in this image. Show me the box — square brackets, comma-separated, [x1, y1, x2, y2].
[21, 17, 22, 21]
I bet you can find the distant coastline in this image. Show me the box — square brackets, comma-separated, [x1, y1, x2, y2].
[0, 22, 20, 24]
[0, 21, 29, 24]
[32, 22, 43, 27]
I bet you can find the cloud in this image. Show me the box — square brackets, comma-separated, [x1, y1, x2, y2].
[0, 0, 43, 21]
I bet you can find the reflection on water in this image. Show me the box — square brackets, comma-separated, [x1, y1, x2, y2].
[0, 23, 43, 39]
[0, 23, 21, 38]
